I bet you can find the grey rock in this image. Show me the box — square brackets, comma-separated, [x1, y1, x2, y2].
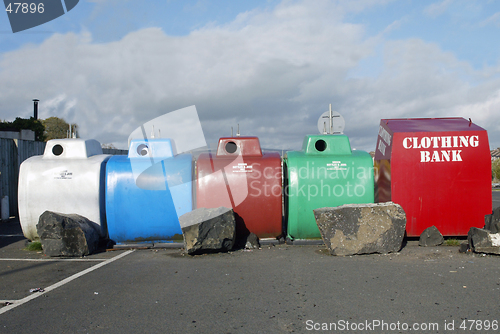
[459, 242, 469, 253]
[468, 227, 500, 255]
[244, 233, 260, 249]
[484, 206, 500, 233]
[179, 207, 236, 255]
[36, 211, 100, 257]
[314, 202, 406, 256]
[419, 225, 444, 246]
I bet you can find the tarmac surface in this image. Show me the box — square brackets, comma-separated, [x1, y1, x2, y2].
[1, 191, 499, 334]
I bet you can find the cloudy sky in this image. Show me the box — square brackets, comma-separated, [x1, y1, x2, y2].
[1, 0, 499, 151]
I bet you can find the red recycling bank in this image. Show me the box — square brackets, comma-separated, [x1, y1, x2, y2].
[375, 118, 492, 236]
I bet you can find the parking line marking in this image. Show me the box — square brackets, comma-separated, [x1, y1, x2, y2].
[0, 258, 106, 262]
[0, 235, 24, 237]
[0, 250, 134, 315]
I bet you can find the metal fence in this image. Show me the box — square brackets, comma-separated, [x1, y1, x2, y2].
[0, 138, 46, 217]
[102, 148, 128, 155]
[0, 140, 128, 219]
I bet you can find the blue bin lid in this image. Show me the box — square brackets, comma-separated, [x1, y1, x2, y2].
[128, 139, 174, 159]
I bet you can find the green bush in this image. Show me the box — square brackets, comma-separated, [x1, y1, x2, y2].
[0, 117, 46, 141]
[493, 159, 500, 182]
[25, 241, 42, 251]
[443, 239, 460, 246]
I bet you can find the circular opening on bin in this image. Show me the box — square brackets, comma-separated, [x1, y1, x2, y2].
[52, 144, 63, 156]
[315, 139, 327, 152]
[137, 144, 149, 156]
[225, 141, 238, 154]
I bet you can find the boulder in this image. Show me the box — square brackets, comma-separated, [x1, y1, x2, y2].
[179, 207, 236, 255]
[314, 202, 406, 256]
[484, 206, 500, 233]
[244, 233, 260, 249]
[233, 232, 260, 250]
[468, 227, 500, 255]
[459, 241, 469, 253]
[36, 211, 100, 257]
[419, 225, 444, 246]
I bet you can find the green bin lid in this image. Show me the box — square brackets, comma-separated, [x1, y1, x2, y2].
[302, 134, 352, 155]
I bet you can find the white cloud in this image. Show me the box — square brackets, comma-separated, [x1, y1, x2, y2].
[380, 17, 407, 35]
[424, 0, 454, 18]
[1, 0, 500, 152]
[480, 12, 500, 27]
[454, 90, 500, 125]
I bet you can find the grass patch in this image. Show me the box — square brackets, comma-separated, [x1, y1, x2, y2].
[25, 241, 42, 251]
[443, 239, 461, 246]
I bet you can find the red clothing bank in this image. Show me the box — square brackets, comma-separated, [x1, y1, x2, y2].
[374, 118, 492, 236]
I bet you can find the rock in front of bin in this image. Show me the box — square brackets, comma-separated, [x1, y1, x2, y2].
[467, 227, 500, 255]
[314, 202, 406, 256]
[244, 233, 260, 249]
[484, 206, 500, 234]
[179, 207, 236, 255]
[419, 225, 444, 247]
[459, 241, 469, 253]
[36, 211, 100, 257]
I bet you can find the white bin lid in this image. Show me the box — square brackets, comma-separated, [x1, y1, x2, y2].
[43, 139, 103, 159]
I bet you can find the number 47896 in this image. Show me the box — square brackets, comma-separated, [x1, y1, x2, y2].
[5, 2, 45, 14]
[460, 320, 498, 331]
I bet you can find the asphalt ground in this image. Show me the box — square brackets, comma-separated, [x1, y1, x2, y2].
[493, 189, 500, 207]
[0, 192, 499, 334]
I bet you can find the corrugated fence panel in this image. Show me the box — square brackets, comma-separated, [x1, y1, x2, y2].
[0, 139, 46, 218]
[1, 139, 11, 217]
[102, 148, 128, 155]
[17, 139, 45, 166]
[0, 139, 16, 217]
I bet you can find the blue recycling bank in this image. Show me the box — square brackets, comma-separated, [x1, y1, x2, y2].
[105, 139, 193, 243]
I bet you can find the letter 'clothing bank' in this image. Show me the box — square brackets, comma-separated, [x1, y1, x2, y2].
[374, 118, 491, 236]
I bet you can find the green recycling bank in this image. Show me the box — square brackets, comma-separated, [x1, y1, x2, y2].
[284, 134, 375, 240]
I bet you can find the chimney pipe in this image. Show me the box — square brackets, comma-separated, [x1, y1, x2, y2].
[33, 99, 39, 120]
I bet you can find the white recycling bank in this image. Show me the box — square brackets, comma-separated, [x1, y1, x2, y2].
[18, 139, 110, 240]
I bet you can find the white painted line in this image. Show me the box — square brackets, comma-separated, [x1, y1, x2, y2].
[0, 258, 106, 262]
[0, 250, 134, 315]
[0, 235, 24, 237]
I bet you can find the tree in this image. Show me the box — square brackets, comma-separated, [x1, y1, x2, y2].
[0, 117, 46, 141]
[101, 143, 117, 149]
[42, 117, 78, 141]
[493, 158, 500, 182]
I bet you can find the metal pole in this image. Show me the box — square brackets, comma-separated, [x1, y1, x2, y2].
[33, 99, 39, 120]
[329, 104, 333, 134]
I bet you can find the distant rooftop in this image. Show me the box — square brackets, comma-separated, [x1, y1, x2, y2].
[0, 128, 35, 141]
[492, 148, 500, 160]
